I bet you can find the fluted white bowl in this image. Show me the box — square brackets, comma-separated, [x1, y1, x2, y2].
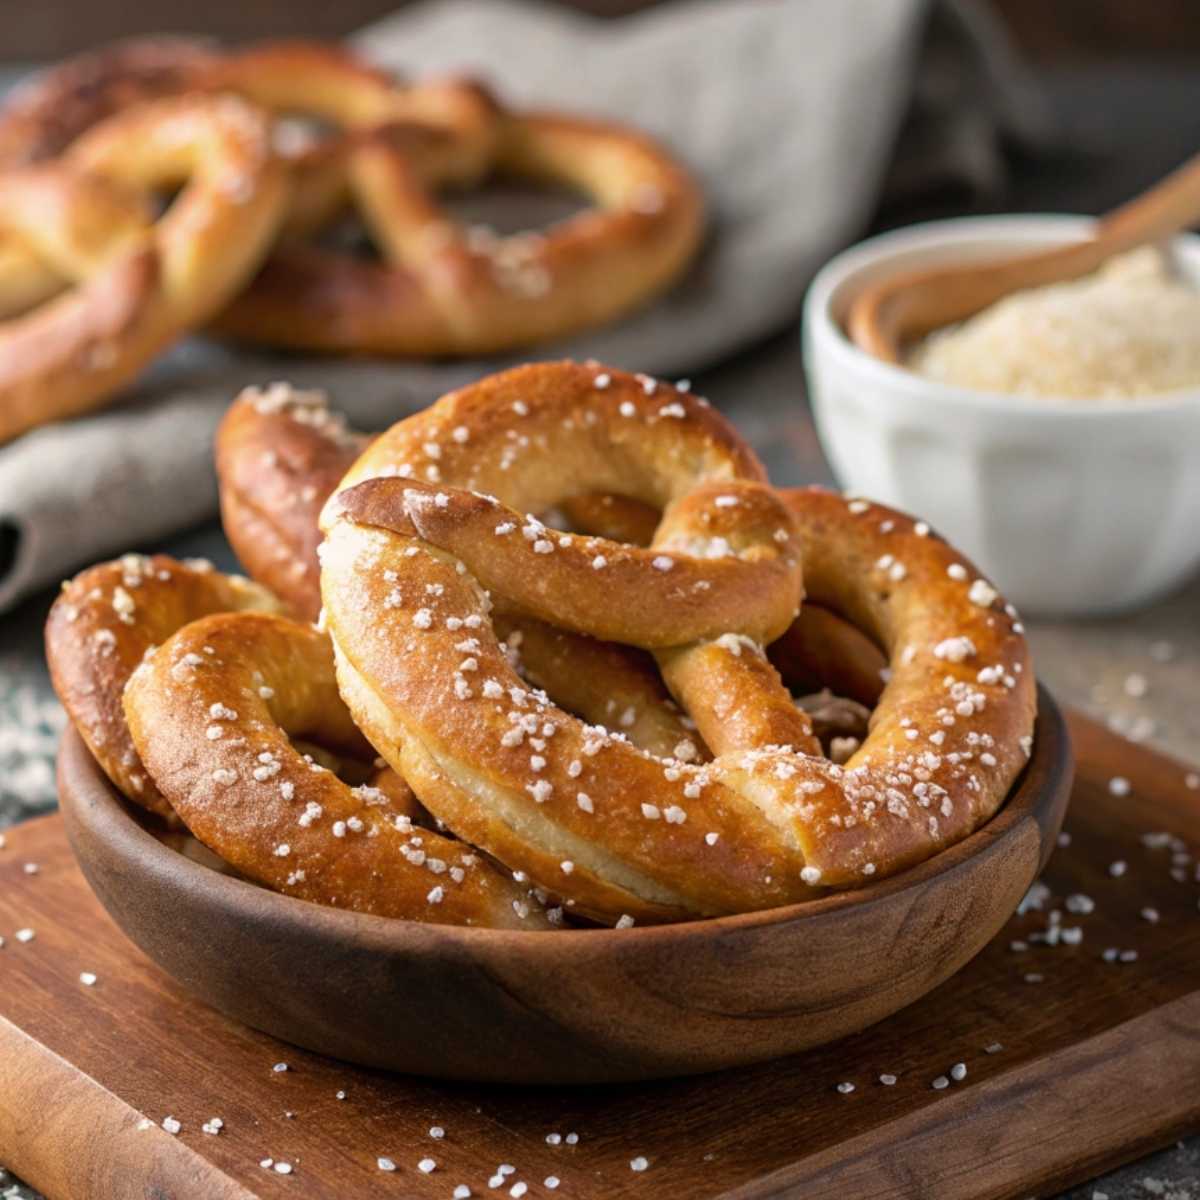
[802, 214, 1200, 616]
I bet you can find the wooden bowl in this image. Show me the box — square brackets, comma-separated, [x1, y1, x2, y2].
[57, 685, 1072, 1085]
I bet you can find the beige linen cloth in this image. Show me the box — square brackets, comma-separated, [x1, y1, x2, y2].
[0, 0, 1047, 613]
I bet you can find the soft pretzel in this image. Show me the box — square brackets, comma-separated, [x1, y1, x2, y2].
[215, 381, 701, 762]
[0, 94, 288, 443]
[0, 38, 702, 359]
[45, 554, 281, 817]
[175, 42, 704, 355]
[319, 362, 1035, 924]
[122, 610, 548, 928]
[213, 104, 704, 356]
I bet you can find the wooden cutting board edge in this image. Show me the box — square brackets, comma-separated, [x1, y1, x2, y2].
[730, 990, 1200, 1200]
[0, 1014, 253, 1200]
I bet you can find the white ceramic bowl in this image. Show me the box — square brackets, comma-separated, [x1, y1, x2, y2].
[802, 214, 1200, 616]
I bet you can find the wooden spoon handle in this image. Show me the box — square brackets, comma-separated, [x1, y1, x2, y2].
[849, 150, 1200, 363]
[1097, 150, 1200, 247]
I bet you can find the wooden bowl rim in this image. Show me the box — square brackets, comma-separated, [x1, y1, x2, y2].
[59, 683, 1070, 958]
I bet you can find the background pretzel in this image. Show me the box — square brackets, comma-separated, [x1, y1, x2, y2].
[0, 36, 220, 167]
[320, 362, 1036, 924]
[0, 93, 288, 443]
[0, 37, 704, 360]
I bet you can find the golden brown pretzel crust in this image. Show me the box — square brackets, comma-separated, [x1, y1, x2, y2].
[123, 611, 549, 928]
[319, 362, 1036, 924]
[45, 554, 281, 817]
[216, 383, 370, 620]
[0, 37, 219, 167]
[0, 94, 289, 444]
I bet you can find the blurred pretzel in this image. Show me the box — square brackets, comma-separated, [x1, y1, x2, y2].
[0, 37, 703, 358]
[0, 93, 288, 443]
[0, 37, 219, 167]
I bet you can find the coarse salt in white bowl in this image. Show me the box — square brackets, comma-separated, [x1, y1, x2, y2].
[802, 214, 1200, 616]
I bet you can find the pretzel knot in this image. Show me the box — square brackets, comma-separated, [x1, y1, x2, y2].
[0, 93, 288, 443]
[320, 362, 1036, 925]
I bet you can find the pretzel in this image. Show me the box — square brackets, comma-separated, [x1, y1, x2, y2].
[46, 551, 538, 926]
[319, 362, 1036, 924]
[215, 381, 701, 762]
[0, 38, 702, 358]
[45, 554, 281, 817]
[186, 43, 704, 355]
[216, 382, 370, 619]
[0, 94, 288, 443]
[122, 610, 548, 928]
[213, 104, 703, 356]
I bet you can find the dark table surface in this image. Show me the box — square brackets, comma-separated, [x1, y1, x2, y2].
[2, 61, 1199, 1200]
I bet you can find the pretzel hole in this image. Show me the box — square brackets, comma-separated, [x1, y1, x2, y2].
[767, 605, 887, 764]
[314, 178, 589, 263]
[0, 519, 19, 580]
[440, 177, 588, 235]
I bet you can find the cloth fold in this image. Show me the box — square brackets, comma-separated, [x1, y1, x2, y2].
[0, 0, 1049, 614]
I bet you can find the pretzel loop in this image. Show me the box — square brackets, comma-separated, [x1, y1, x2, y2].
[0, 93, 288, 443]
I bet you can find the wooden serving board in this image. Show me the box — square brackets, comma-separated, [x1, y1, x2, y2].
[1, 711, 1198, 1200]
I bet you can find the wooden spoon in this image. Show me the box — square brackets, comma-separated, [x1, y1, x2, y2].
[847, 151, 1200, 363]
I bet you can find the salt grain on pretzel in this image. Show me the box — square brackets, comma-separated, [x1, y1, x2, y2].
[46, 554, 281, 817]
[320, 362, 1035, 923]
[123, 611, 547, 928]
[216, 382, 370, 620]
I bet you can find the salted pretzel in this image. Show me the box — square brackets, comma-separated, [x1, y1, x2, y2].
[216, 382, 371, 618]
[45, 554, 282, 817]
[319, 362, 1036, 925]
[46, 550, 541, 927]
[121, 610, 547, 928]
[0, 93, 288, 443]
[189, 43, 703, 355]
[0, 38, 702, 357]
[214, 378, 886, 769]
[215, 381, 702, 763]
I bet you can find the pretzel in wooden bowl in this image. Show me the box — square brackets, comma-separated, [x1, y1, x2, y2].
[0, 94, 288, 443]
[215, 381, 704, 766]
[121, 610, 548, 927]
[215, 382, 370, 619]
[46, 551, 546, 928]
[319, 362, 1036, 925]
